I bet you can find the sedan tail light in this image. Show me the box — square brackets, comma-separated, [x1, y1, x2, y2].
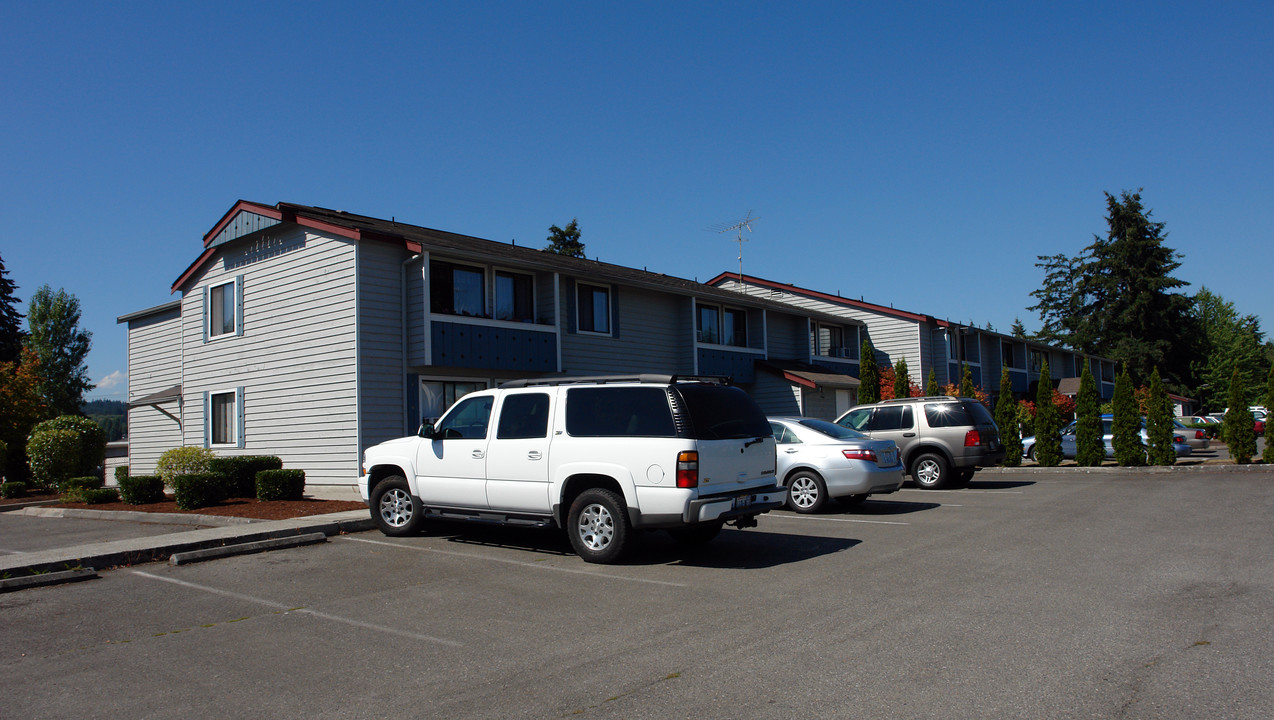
[964, 429, 981, 447]
[1195, 430, 1205, 439]
[842, 448, 878, 462]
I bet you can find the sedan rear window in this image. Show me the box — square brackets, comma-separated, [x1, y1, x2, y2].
[798, 418, 866, 440]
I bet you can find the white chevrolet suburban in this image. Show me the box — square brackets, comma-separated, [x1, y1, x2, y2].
[358, 375, 785, 563]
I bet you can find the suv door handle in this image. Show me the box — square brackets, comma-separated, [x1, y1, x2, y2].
[527, 451, 542, 460]
[784, 448, 799, 454]
[903, 433, 916, 437]
[472, 450, 485, 459]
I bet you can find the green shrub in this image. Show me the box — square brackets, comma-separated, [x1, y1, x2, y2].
[1, 481, 27, 499]
[156, 447, 216, 489]
[29, 416, 106, 477]
[119, 475, 166, 505]
[26, 429, 81, 491]
[209, 456, 284, 498]
[59, 475, 104, 502]
[171, 472, 230, 510]
[81, 487, 120, 504]
[256, 469, 306, 501]
[115, 465, 130, 483]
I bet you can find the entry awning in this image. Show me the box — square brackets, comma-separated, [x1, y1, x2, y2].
[758, 360, 860, 390]
[130, 385, 182, 406]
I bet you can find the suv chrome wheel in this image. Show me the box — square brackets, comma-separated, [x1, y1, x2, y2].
[379, 487, 414, 528]
[576, 502, 614, 551]
[567, 488, 631, 563]
[370, 476, 424, 536]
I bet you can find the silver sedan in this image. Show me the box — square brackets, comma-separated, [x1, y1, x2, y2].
[769, 416, 905, 514]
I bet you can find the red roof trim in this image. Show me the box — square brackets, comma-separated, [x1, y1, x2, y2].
[171, 247, 216, 293]
[203, 200, 283, 248]
[782, 371, 817, 389]
[290, 214, 362, 241]
[707, 272, 934, 324]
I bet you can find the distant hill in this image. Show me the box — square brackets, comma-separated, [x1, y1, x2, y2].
[83, 399, 127, 442]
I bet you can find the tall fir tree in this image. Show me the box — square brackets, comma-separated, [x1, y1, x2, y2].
[858, 339, 879, 404]
[926, 369, 939, 396]
[1033, 359, 1062, 466]
[995, 367, 1022, 467]
[960, 363, 975, 398]
[1112, 367, 1146, 466]
[1075, 364, 1104, 467]
[1263, 364, 1274, 464]
[544, 219, 585, 257]
[893, 358, 911, 400]
[0, 252, 23, 363]
[1145, 367, 1176, 466]
[1224, 369, 1256, 464]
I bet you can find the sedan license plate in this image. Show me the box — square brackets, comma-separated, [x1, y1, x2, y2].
[879, 450, 897, 466]
[732, 494, 754, 510]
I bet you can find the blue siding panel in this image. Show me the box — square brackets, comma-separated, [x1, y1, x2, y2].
[431, 321, 557, 372]
[698, 348, 757, 383]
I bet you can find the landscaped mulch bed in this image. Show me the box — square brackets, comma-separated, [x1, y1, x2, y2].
[0, 492, 366, 521]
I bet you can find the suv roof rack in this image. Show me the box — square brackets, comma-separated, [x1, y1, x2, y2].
[500, 374, 731, 389]
[880, 395, 959, 403]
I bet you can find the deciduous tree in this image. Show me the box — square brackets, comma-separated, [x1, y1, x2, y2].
[0, 348, 49, 481]
[26, 285, 93, 417]
[1191, 287, 1268, 412]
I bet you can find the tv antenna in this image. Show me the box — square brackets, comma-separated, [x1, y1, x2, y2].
[708, 211, 759, 282]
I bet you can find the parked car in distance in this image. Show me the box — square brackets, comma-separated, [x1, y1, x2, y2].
[835, 396, 1004, 489]
[1173, 419, 1211, 452]
[1023, 416, 1191, 461]
[768, 417, 904, 513]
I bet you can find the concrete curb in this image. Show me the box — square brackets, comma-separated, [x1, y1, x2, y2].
[0, 567, 99, 592]
[0, 511, 374, 589]
[14, 506, 260, 526]
[169, 532, 329, 566]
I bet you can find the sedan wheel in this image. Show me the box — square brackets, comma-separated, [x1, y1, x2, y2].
[787, 472, 828, 514]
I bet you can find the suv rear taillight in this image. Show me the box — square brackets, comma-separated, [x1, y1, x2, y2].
[842, 448, 878, 462]
[964, 429, 981, 447]
[676, 451, 699, 488]
[1195, 430, 1205, 439]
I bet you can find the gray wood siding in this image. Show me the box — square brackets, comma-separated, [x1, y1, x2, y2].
[406, 257, 426, 366]
[765, 312, 809, 361]
[559, 283, 691, 375]
[359, 240, 409, 450]
[750, 371, 803, 416]
[179, 227, 360, 485]
[801, 387, 838, 420]
[125, 309, 183, 475]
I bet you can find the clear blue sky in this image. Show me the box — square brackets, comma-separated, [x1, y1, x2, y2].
[2, 1, 1270, 401]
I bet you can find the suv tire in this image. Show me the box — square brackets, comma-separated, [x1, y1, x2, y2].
[372, 476, 424, 536]
[912, 452, 950, 490]
[787, 471, 829, 513]
[568, 488, 631, 564]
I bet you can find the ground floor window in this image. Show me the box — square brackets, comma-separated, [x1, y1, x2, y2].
[207, 388, 242, 447]
[420, 379, 488, 423]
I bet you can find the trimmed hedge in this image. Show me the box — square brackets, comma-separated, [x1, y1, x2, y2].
[82, 487, 120, 504]
[156, 447, 215, 488]
[119, 475, 166, 505]
[171, 473, 230, 511]
[256, 469, 305, 501]
[26, 429, 81, 491]
[59, 475, 105, 502]
[209, 456, 283, 498]
[1, 481, 27, 499]
[28, 416, 107, 480]
[115, 465, 130, 483]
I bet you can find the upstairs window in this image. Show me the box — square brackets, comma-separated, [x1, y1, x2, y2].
[698, 305, 720, 344]
[812, 323, 854, 358]
[431, 261, 486, 317]
[206, 277, 242, 340]
[698, 304, 747, 346]
[577, 284, 610, 334]
[494, 271, 534, 322]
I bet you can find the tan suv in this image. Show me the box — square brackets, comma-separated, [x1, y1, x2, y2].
[834, 396, 1005, 489]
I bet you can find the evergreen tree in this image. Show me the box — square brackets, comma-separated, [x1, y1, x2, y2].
[1010, 317, 1027, 339]
[960, 363, 975, 398]
[26, 285, 93, 417]
[1112, 367, 1145, 466]
[858, 339, 879, 404]
[926, 369, 939, 396]
[1224, 369, 1256, 464]
[1263, 364, 1274, 464]
[995, 367, 1022, 466]
[893, 358, 911, 400]
[544, 219, 585, 257]
[1033, 360, 1062, 466]
[1145, 367, 1176, 466]
[1029, 190, 1196, 390]
[0, 252, 23, 363]
[1075, 364, 1104, 467]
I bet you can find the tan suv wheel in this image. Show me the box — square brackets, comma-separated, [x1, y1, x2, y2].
[912, 452, 949, 489]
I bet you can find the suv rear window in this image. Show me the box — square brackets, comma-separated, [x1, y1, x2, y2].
[565, 387, 677, 437]
[923, 402, 970, 428]
[675, 384, 771, 439]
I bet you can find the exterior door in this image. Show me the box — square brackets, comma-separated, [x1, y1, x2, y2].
[416, 394, 493, 509]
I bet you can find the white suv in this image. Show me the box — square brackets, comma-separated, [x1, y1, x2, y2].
[359, 375, 785, 563]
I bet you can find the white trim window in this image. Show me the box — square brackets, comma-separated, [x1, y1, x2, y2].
[577, 283, 611, 334]
[494, 270, 535, 322]
[206, 387, 244, 448]
[206, 276, 243, 340]
[698, 304, 747, 346]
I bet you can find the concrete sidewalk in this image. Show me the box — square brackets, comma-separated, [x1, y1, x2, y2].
[0, 486, 373, 592]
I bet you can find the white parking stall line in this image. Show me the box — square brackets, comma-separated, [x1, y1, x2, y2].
[343, 536, 689, 588]
[132, 570, 463, 647]
[763, 514, 910, 526]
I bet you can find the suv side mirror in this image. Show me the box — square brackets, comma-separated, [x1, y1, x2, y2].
[418, 417, 440, 438]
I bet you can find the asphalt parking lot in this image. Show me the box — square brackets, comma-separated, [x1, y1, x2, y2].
[3, 469, 1272, 719]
